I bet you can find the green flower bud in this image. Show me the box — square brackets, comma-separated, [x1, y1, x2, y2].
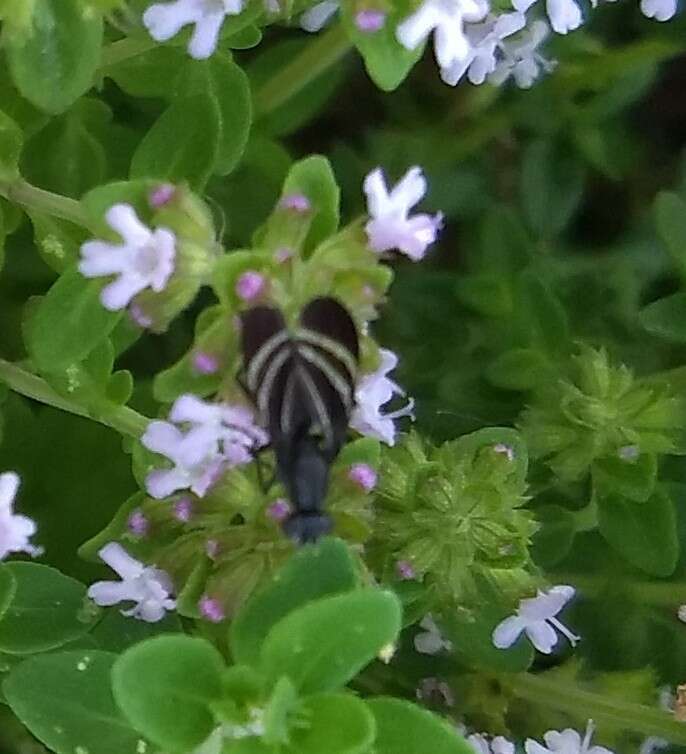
[520, 346, 686, 482]
[370, 430, 537, 605]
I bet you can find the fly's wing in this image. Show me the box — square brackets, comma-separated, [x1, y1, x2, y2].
[294, 297, 359, 457]
[239, 306, 292, 440]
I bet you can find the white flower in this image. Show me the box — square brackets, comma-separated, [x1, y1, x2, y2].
[513, 0, 582, 33]
[441, 12, 526, 86]
[301, 0, 339, 30]
[397, 0, 489, 71]
[490, 19, 555, 89]
[469, 733, 515, 754]
[640, 0, 677, 19]
[414, 614, 453, 655]
[0, 472, 41, 561]
[143, 0, 243, 59]
[492, 585, 580, 654]
[364, 166, 443, 260]
[350, 349, 415, 446]
[525, 720, 613, 754]
[142, 395, 267, 499]
[88, 543, 176, 622]
[79, 204, 176, 312]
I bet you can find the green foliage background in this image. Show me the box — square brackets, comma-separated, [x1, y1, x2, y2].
[0, 1, 685, 753]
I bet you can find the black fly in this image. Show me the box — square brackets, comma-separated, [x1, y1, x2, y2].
[239, 297, 359, 543]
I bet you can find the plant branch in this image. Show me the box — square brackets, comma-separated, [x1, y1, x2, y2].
[0, 360, 148, 438]
[0, 179, 90, 229]
[254, 23, 353, 117]
[507, 672, 686, 744]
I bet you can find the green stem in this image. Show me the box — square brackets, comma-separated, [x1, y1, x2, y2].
[0, 360, 148, 438]
[254, 23, 353, 117]
[99, 36, 157, 69]
[506, 673, 686, 744]
[0, 179, 89, 229]
[551, 571, 686, 608]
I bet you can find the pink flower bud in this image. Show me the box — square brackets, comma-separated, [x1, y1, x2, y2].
[267, 498, 291, 522]
[354, 9, 386, 32]
[127, 509, 149, 537]
[235, 271, 266, 302]
[396, 560, 416, 580]
[149, 183, 176, 209]
[280, 193, 311, 213]
[348, 463, 377, 492]
[173, 497, 193, 522]
[192, 352, 219, 375]
[199, 595, 225, 623]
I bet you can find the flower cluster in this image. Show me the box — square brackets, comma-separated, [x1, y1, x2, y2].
[142, 394, 268, 499]
[519, 347, 686, 483]
[139, 0, 678, 89]
[370, 431, 537, 604]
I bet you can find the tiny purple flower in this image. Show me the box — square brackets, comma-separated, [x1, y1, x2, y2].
[235, 271, 266, 302]
[396, 559, 416, 580]
[493, 443, 515, 462]
[127, 509, 149, 537]
[206, 539, 220, 559]
[192, 351, 220, 375]
[348, 463, 378, 492]
[173, 497, 193, 522]
[355, 8, 386, 31]
[280, 193, 311, 213]
[199, 595, 225, 623]
[267, 498, 291, 522]
[274, 246, 293, 263]
[149, 183, 176, 209]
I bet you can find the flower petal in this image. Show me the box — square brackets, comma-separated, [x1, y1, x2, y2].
[492, 615, 526, 648]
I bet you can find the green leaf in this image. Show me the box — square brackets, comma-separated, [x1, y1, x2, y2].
[520, 138, 585, 239]
[130, 93, 220, 190]
[0, 108, 22, 179]
[230, 538, 357, 665]
[230, 537, 359, 667]
[486, 348, 551, 391]
[340, 4, 422, 91]
[0, 563, 98, 654]
[287, 693, 375, 754]
[598, 488, 679, 577]
[516, 270, 570, 355]
[4, 0, 103, 114]
[28, 212, 86, 272]
[593, 453, 657, 503]
[451, 427, 528, 486]
[3, 650, 151, 754]
[260, 588, 401, 694]
[112, 635, 225, 752]
[367, 698, 473, 754]
[176, 55, 252, 176]
[531, 505, 576, 569]
[91, 608, 183, 653]
[282, 155, 340, 253]
[26, 264, 123, 373]
[0, 566, 16, 623]
[21, 112, 106, 198]
[639, 292, 686, 343]
[106, 46, 186, 98]
[655, 191, 686, 280]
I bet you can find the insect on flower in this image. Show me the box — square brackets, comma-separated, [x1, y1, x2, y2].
[240, 297, 360, 543]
